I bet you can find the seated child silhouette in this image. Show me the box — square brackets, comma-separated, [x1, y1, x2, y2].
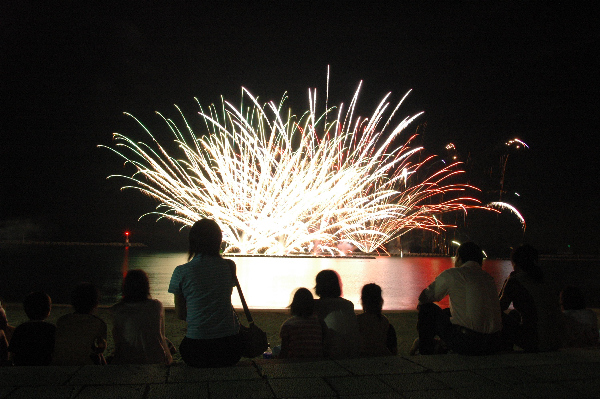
[279, 288, 324, 359]
[9, 291, 56, 366]
[357, 283, 398, 356]
[52, 283, 108, 365]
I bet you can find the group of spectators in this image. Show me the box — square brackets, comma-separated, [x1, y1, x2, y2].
[413, 242, 599, 355]
[278, 272, 397, 360]
[0, 272, 175, 367]
[1, 220, 598, 368]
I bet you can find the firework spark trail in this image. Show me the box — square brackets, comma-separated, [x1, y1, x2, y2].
[506, 138, 529, 149]
[101, 83, 489, 254]
[487, 201, 526, 230]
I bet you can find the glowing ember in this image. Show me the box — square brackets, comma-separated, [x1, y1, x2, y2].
[100, 81, 488, 255]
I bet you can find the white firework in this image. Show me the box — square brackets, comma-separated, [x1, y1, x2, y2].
[100, 82, 485, 254]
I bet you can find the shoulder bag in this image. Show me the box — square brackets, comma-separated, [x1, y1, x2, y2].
[226, 259, 269, 358]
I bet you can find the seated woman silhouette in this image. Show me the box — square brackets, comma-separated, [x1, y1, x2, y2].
[168, 219, 242, 367]
[499, 245, 563, 352]
[313, 269, 360, 358]
[111, 269, 173, 364]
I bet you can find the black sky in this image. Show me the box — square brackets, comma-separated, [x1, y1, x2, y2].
[1, 2, 599, 254]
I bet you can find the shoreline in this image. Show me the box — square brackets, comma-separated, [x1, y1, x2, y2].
[0, 240, 147, 247]
[3, 241, 598, 259]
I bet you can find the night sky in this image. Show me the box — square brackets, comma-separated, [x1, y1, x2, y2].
[2, 2, 599, 255]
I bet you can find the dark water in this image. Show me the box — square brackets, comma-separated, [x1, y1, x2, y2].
[1, 245, 599, 309]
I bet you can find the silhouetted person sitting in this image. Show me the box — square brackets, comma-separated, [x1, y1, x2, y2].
[168, 219, 242, 368]
[111, 269, 173, 365]
[9, 291, 56, 366]
[279, 288, 324, 359]
[52, 282, 107, 365]
[313, 269, 360, 358]
[499, 244, 563, 352]
[415, 242, 502, 355]
[357, 283, 397, 356]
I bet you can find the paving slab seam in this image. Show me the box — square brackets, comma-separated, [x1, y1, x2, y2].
[61, 365, 84, 387]
[400, 355, 437, 372]
[250, 360, 281, 398]
[249, 359, 263, 376]
[331, 359, 355, 376]
[321, 376, 343, 398]
[70, 385, 86, 398]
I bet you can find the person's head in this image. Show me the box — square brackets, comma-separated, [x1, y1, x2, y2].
[122, 269, 150, 302]
[560, 285, 586, 311]
[511, 244, 543, 281]
[455, 242, 484, 266]
[289, 288, 315, 318]
[23, 291, 51, 321]
[315, 269, 342, 298]
[361, 283, 383, 316]
[188, 218, 222, 260]
[71, 282, 99, 314]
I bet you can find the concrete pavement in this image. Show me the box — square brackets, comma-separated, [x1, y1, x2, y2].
[1, 348, 599, 398]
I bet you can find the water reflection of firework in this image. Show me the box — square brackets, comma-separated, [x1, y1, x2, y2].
[100, 83, 486, 255]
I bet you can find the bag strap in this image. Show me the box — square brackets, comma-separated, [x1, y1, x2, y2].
[226, 259, 254, 325]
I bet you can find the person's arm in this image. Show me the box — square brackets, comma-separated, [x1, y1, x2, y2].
[168, 265, 186, 319]
[386, 324, 398, 356]
[158, 302, 173, 365]
[225, 259, 237, 288]
[48, 324, 56, 359]
[279, 323, 290, 359]
[174, 294, 187, 321]
[159, 302, 167, 338]
[99, 319, 108, 341]
[0, 330, 8, 364]
[590, 314, 600, 345]
[499, 275, 517, 312]
[7, 325, 22, 360]
[111, 311, 124, 358]
[418, 272, 449, 305]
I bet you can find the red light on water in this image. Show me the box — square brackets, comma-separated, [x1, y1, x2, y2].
[125, 231, 129, 236]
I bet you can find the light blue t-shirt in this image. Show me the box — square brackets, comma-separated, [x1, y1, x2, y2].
[168, 254, 240, 339]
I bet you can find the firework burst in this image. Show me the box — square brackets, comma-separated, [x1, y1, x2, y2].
[100, 82, 487, 255]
